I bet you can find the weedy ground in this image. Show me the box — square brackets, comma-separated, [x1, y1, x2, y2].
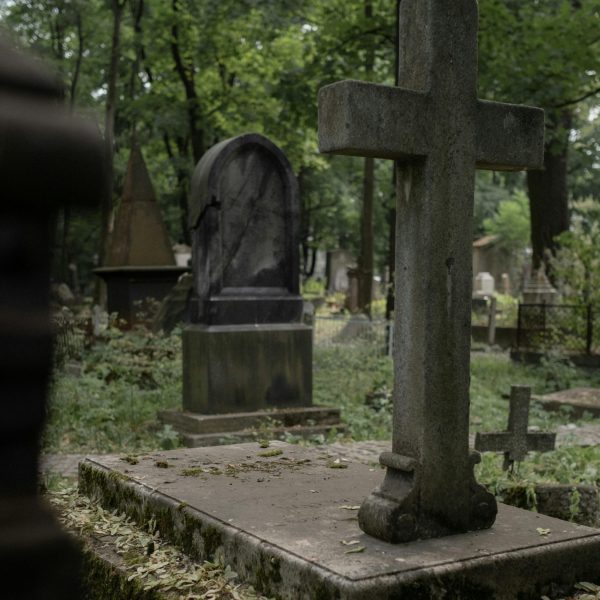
[48, 483, 271, 600]
[46, 325, 600, 498]
[45, 323, 600, 599]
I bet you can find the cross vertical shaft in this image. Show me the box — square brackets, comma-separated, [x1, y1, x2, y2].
[393, 0, 478, 530]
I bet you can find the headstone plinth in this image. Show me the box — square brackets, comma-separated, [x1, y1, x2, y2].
[95, 145, 188, 326]
[163, 134, 341, 445]
[0, 38, 104, 598]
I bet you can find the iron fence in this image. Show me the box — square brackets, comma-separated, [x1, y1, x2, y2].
[516, 303, 596, 355]
[52, 309, 92, 366]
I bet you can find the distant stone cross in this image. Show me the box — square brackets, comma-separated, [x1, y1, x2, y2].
[318, 0, 544, 543]
[475, 386, 556, 471]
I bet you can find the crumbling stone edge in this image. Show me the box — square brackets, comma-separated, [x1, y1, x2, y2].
[79, 458, 600, 600]
[78, 535, 165, 600]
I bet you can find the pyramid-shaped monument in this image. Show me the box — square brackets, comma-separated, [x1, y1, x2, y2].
[96, 144, 188, 325]
[105, 144, 175, 267]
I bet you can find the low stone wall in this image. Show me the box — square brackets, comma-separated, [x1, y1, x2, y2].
[502, 484, 598, 526]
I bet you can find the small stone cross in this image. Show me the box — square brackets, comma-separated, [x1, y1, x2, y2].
[318, 0, 544, 543]
[475, 385, 556, 471]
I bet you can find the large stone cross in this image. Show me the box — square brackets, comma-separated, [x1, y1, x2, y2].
[318, 0, 544, 543]
[475, 386, 556, 471]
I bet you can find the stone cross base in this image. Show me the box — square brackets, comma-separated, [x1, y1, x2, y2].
[159, 406, 343, 447]
[182, 323, 312, 414]
[357, 450, 497, 543]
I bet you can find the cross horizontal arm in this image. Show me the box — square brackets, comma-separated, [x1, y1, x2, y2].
[475, 431, 556, 454]
[318, 80, 545, 172]
[318, 80, 429, 160]
[525, 432, 557, 452]
[476, 100, 545, 171]
[474, 432, 513, 453]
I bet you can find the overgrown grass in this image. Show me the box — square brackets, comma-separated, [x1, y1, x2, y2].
[46, 326, 600, 497]
[44, 327, 182, 454]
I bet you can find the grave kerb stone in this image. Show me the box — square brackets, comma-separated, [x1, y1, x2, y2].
[318, 0, 544, 543]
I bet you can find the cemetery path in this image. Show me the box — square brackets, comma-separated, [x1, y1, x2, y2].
[40, 421, 600, 480]
[40, 454, 88, 479]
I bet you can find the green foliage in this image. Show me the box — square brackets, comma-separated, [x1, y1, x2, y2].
[477, 445, 600, 491]
[551, 199, 600, 310]
[45, 326, 181, 454]
[539, 353, 578, 393]
[4, 0, 600, 285]
[472, 294, 518, 327]
[474, 171, 525, 237]
[313, 345, 393, 441]
[478, 0, 600, 129]
[483, 190, 531, 255]
[302, 278, 325, 297]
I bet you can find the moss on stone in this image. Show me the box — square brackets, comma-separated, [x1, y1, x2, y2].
[258, 449, 284, 458]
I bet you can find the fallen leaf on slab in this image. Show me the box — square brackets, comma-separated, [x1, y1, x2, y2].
[344, 545, 365, 554]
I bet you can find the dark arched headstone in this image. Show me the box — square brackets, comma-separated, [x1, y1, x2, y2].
[182, 134, 311, 417]
[188, 133, 303, 325]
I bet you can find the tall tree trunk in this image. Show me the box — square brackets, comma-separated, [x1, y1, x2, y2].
[171, 0, 204, 164]
[298, 166, 314, 278]
[386, 0, 401, 321]
[359, 157, 375, 315]
[526, 110, 571, 274]
[59, 7, 85, 288]
[358, 0, 375, 317]
[96, 0, 126, 303]
[69, 9, 84, 110]
[169, 0, 205, 244]
[163, 133, 192, 245]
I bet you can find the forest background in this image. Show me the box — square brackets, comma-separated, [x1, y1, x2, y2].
[1, 0, 600, 302]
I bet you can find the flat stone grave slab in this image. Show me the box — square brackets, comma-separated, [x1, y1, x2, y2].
[79, 442, 600, 600]
[533, 387, 600, 419]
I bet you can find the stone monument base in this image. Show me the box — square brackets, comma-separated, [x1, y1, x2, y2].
[183, 323, 312, 414]
[79, 443, 600, 600]
[95, 266, 189, 327]
[159, 406, 343, 447]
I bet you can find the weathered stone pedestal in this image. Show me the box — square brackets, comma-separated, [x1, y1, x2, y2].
[183, 324, 312, 413]
[95, 265, 188, 325]
[79, 443, 600, 600]
[160, 322, 341, 445]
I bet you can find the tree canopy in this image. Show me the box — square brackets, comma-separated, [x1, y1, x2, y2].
[1, 0, 599, 289]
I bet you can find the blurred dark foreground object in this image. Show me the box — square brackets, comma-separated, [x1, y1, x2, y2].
[0, 38, 105, 599]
